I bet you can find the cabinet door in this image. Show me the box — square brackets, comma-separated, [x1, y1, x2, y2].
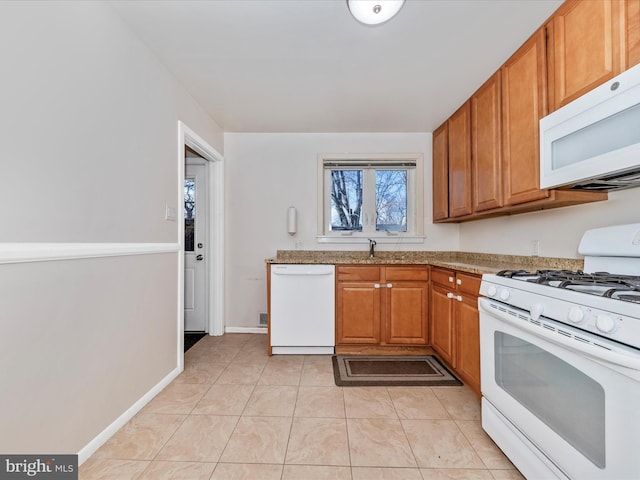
[385, 282, 428, 345]
[433, 122, 449, 221]
[455, 294, 481, 396]
[448, 101, 473, 217]
[430, 283, 455, 366]
[336, 282, 381, 344]
[502, 29, 550, 206]
[548, 0, 625, 111]
[472, 71, 503, 212]
[629, 0, 640, 68]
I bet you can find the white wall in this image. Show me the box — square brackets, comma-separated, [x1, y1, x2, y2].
[459, 188, 640, 258]
[0, 254, 177, 453]
[0, 1, 222, 243]
[0, 1, 222, 456]
[224, 132, 459, 328]
[224, 131, 640, 329]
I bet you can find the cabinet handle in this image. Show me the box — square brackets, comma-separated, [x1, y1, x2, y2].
[448, 276, 454, 283]
[387, 283, 393, 288]
[374, 283, 381, 288]
[456, 278, 462, 285]
[456, 295, 463, 302]
[447, 292, 454, 299]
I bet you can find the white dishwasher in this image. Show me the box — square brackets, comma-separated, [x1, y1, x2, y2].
[269, 264, 335, 354]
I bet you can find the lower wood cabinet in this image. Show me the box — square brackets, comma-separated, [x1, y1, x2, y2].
[430, 267, 481, 396]
[336, 265, 429, 346]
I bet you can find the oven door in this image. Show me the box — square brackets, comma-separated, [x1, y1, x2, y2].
[479, 298, 640, 480]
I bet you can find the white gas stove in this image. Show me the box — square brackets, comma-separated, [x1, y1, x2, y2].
[479, 223, 640, 480]
[480, 223, 640, 350]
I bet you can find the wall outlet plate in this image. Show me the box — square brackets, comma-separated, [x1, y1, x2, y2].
[531, 239, 540, 256]
[165, 205, 177, 221]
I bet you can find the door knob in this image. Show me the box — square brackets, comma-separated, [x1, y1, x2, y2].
[196, 254, 204, 261]
[197, 243, 203, 248]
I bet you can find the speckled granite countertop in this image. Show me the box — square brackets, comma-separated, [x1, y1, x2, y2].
[266, 250, 583, 275]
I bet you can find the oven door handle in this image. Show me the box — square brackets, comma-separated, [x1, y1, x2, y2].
[480, 298, 640, 371]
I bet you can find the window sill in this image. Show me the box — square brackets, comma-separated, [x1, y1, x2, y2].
[316, 235, 425, 244]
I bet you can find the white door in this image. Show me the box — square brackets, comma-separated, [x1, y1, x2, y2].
[184, 162, 207, 331]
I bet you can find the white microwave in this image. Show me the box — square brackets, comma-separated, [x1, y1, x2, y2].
[540, 63, 640, 191]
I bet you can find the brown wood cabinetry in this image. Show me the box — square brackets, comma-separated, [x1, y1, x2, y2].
[455, 286, 481, 396]
[336, 265, 429, 346]
[430, 273, 455, 365]
[629, 0, 640, 67]
[430, 267, 481, 396]
[472, 71, 503, 212]
[448, 101, 473, 218]
[432, 22, 609, 224]
[547, 0, 626, 112]
[502, 28, 550, 206]
[432, 123, 449, 221]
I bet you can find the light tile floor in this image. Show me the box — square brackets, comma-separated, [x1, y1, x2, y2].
[80, 333, 524, 480]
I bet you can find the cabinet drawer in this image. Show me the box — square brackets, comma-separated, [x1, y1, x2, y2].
[431, 268, 456, 287]
[385, 266, 429, 282]
[456, 273, 481, 295]
[337, 266, 381, 282]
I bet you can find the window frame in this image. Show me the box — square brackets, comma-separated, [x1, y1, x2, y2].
[316, 153, 425, 243]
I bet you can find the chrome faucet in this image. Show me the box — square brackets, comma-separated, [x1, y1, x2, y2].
[368, 238, 377, 258]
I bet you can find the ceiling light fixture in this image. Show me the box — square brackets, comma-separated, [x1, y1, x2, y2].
[347, 0, 405, 26]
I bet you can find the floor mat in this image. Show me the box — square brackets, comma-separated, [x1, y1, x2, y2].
[332, 355, 462, 387]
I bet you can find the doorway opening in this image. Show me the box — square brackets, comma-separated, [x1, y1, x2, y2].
[178, 121, 224, 368]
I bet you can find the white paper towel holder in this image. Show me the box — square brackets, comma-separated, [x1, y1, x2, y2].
[287, 206, 297, 235]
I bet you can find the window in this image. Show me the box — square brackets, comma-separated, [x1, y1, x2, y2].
[317, 154, 424, 241]
[184, 178, 196, 252]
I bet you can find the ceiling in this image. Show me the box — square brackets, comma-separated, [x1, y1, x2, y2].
[110, 0, 563, 133]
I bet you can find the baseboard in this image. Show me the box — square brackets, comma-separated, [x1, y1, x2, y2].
[271, 346, 334, 354]
[77, 366, 181, 465]
[225, 326, 267, 334]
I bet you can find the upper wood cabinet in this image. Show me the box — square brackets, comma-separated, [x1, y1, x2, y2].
[431, 1, 614, 223]
[448, 101, 473, 217]
[629, 0, 640, 67]
[432, 123, 449, 221]
[547, 0, 626, 111]
[472, 71, 503, 212]
[502, 28, 550, 206]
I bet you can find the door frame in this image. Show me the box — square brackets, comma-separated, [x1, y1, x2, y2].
[177, 121, 224, 367]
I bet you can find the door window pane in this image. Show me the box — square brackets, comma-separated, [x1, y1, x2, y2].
[330, 170, 363, 231]
[184, 178, 195, 252]
[376, 170, 407, 232]
[494, 332, 605, 468]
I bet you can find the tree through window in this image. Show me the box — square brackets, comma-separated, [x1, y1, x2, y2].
[320, 154, 422, 238]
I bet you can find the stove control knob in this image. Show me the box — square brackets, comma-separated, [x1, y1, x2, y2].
[596, 315, 616, 334]
[499, 288, 510, 301]
[530, 303, 544, 320]
[486, 285, 498, 297]
[567, 307, 585, 324]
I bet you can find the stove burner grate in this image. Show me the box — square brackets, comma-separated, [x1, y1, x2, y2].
[496, 269, 640, 303]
